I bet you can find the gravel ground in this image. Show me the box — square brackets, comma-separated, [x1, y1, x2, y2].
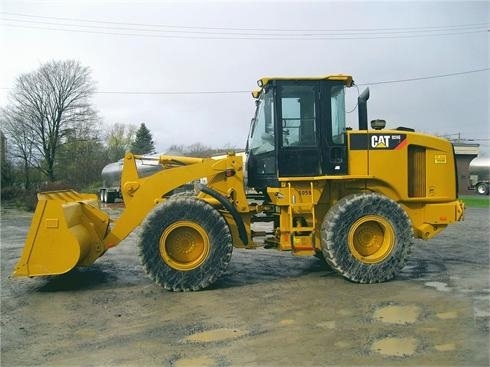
[1, 204, 489, 366]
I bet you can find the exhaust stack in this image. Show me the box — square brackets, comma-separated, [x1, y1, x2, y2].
[358, 87, 370, 130]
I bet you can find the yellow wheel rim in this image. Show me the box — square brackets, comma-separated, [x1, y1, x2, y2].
[348, 215, 395, 264]
[159, 221, 210, 271]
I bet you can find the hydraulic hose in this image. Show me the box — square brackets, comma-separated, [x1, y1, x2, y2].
[199, 185, 249, 246]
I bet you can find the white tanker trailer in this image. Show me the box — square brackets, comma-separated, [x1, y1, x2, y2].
[99, 156, 164, 203]
[469, 156, 490, 195]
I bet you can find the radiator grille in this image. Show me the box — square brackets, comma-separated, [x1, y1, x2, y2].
[408, 145, 426, 197]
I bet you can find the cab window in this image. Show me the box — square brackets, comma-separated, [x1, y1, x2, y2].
[249, 89, 274, 154]
[279, 85, 317, 147]
[330, 85, 346, 144]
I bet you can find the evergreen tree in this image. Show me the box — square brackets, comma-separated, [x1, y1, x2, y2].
[130, 123, 156, 155]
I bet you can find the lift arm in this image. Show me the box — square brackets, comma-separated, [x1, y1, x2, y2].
[102, 152, 246, 249]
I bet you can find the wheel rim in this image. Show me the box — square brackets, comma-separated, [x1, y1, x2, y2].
[348, 215, 395, 264]
[477, 185, 486, 194]
[159, 221, 210, 271]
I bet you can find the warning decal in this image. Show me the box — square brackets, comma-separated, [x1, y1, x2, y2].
[350, 134, 407, 150]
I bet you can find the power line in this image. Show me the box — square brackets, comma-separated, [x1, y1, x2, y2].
[2, 22, 486, 41]
[95, 90, 250, 95]
[1, 69, 487, 95]
[1, 12, 487, 40]
[83, 68, 490, 94]
[1, 11, 487, 33]
[3, 17, 486, 37]
[357, 68, 489, 86]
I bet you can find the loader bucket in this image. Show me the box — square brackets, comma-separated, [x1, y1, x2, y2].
[13, 190, 111, 277]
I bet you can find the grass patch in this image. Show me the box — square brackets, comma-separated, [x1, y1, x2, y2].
[460, 195, 490, 208]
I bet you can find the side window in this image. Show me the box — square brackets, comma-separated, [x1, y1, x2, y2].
[280, 86, 316, 147]
[249, 91, 275, 154]
[330, 86, 346, 144]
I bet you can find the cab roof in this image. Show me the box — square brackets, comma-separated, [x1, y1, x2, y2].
[252, 74, 353, 98]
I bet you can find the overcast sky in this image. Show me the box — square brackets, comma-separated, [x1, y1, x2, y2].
[1, 0, 488, 155]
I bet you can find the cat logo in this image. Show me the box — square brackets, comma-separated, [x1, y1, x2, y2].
[349, 133, 407, 150]
[371, 135, 391, 148]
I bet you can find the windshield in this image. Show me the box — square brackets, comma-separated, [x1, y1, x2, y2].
[248, 89, 275, 154]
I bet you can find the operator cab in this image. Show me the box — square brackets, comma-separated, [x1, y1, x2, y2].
[246, 75, 354, 191]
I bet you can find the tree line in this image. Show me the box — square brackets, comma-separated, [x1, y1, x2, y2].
[0, 60, 239, 207]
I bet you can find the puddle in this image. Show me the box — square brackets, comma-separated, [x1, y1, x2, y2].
[436, 311, 458, 320]
[317, 321, 336, 329]
[174, 356, 216, 367]
[425, 281, 451, 292]
[334, 340, 350, 348]
[185, 328, 247, 343]
[337, 309, 352, 316]
[373, 305, 420, 325]
[474, 306, 490, 318]
[371, 337, 418, 357]
[435, 343, 456, 352]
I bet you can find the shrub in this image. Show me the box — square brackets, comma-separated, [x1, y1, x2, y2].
[1, 186, 23, 201]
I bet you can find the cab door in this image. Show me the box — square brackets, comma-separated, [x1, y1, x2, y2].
[277, 82, 322, 177]
[277, 81, 348, 177]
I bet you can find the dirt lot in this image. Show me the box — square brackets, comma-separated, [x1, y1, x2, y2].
[1, 204, 489, 366]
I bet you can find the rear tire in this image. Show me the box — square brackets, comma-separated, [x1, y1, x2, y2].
[476, 183, 489, 195]
[138, 197, 233, 291]
[321, 193, 413, 283]
[99, 189, 106, 203]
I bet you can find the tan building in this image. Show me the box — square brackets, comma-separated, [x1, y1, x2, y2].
[453, 142, 479, 195]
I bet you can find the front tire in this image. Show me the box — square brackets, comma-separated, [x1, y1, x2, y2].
[321, 193, 413, 283]
[138, 197, 233, 291]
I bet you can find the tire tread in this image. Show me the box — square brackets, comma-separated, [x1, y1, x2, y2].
[138, 197, 232, 291]
[321, 192, 413, 283]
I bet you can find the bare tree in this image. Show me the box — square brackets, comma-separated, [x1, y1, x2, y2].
[6, 60, 97, 181]
[166, 144, 185, 155]
[1, 106, 37, 189]
[165, 142, 234, 158]
[56, 109, 106, 189]
[105, 123, 137, 161]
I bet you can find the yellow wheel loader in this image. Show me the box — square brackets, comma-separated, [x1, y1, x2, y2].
[13, 74, 464, 291]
